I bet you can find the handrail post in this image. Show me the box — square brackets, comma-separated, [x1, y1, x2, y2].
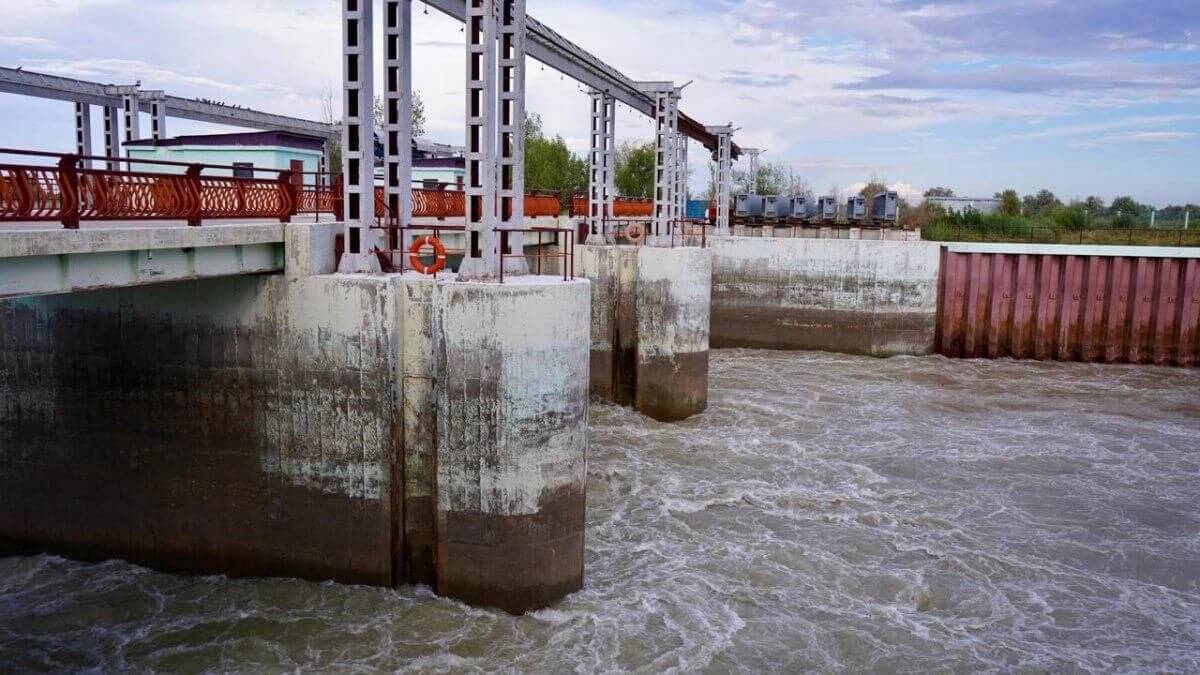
[499, 229, 508, 283]
[12, 168, 33, 219]
[185, 164, 203, 227]
[278, 169, 297, 224]
[57, 154, 80, 229]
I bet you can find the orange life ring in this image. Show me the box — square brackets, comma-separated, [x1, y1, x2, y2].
[408, 235, 447, 274]
[625, 223, 645, 243]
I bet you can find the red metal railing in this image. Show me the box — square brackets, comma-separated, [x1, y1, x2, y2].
[499, 227, 575, 282]
[569, 194, 654, 218]
[1, 148, 299, 228]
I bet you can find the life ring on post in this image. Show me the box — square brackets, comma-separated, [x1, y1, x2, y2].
[408, 235, 447, 275]
[624, 222, 645, 243]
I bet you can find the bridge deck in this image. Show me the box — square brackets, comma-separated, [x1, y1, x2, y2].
[0, 222, 287, 299]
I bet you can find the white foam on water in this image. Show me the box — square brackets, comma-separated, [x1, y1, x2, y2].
[1, 350, 1199, 671]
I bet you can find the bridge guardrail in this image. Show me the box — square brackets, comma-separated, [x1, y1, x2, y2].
[1, 148, 300, 228]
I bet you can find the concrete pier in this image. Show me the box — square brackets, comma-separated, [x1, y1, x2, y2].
[0, 273, 401, 585]
[433, 278, 589, 611]
[0, 222, 591, 614]
[577, 245, 711, 421]
[710, 236, 940, 356]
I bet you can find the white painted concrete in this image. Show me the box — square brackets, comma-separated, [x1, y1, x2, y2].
[712, 236, 940, 313]
[284, 222, 339, 277]
[636, 246, 711, 359]
[0, 223, 284, 259]
[710, 236, 942, 356]
[434, 276, 590, 516]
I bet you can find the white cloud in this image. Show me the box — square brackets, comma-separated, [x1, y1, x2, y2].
[0, 36, 57, 50]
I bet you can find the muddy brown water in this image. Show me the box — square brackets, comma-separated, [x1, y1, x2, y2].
[2, 350, 1198, 671]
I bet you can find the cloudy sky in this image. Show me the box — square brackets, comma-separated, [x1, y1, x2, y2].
[2, 0, 1198, 205]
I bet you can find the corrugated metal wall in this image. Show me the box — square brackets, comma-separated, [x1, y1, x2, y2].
[936, 249, 1200, 366]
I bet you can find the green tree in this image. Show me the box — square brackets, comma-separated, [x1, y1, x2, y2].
[373, 90, 427, 137]
[734, 162, 801, 196]
[859, 181, 888, 199]
[1083, 196, 1106, 218]
[1108, 195, 1147, 218]
[924, 186, 955, 198]
[1022, 189, 1061, 216]
[524, 113, 587, 200]
[614, 141, 656, 198]
[994, 189, 1022, 216]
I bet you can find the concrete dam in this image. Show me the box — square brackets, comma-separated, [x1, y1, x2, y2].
[2, 220, 1197, 616]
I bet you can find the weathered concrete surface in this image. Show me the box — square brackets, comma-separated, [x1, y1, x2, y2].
[635, 247, 711, 422]
[0, 260, 592, 612]
[395, 273, 441, 587]
[433, 277, 590, 614]
[576, 245, 711, 422]
[0, 274, 401, 585]
[0, 224, 286, 299]
[711, 237, 940, 356]
[284, 221, 338, 277]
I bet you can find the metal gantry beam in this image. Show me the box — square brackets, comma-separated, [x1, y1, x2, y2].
[586, 90, 616, 244]
[339, 0, 380, 271]
[421, 0, 735, 156]
[385, 0, 414, 252]
[0, 66, 338, 140]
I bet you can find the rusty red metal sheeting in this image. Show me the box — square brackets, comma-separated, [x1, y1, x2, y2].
[936, 249, 1200, 367]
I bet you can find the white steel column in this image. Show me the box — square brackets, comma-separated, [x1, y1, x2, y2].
[121, 93, 140, 147]
[149, 95, 166, 140]
[586, 90, 615, 245]
[675, 130, 688, 228]
[497, 0, 527, 274]
[744, 147, 762, 193]
[384, 0, 414, 253]
[102, 105, 120, 170]
[74, 102, 93, 168]
[339, 0, 380, 271]
[707, 125, 733, 235]
[458, 0, 499, 280]
[645, 84, 679, 245]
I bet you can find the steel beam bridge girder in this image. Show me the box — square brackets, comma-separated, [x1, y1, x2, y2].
[0, 66, 337, 140]
[421, 0, 737, 157]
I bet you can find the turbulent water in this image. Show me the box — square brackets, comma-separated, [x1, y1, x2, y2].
[2, 350, 1199, 672]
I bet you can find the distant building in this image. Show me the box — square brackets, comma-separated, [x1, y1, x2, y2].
[374, 137, 465, 188]
[124, 131, 324, 178]
[927, 196, 1000, 215]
